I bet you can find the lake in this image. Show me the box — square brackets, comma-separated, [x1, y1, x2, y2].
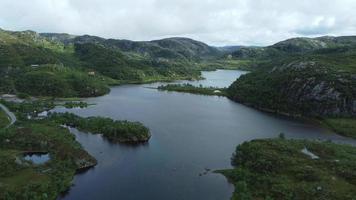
[57, 70, 353, 200]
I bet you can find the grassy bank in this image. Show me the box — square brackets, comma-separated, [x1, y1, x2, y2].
[322, 118, 356, 139]
[218, 138, 356, 200]
[0, 109, 10, 128]
[158, 83, 227, 96]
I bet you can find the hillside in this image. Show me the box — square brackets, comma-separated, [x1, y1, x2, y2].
[41, 34, 221, 61]
[0, 28, 227, 97]
[228, 36, 356, 118]
[216, 46, 243, 53]
[272, 36, 356, 53]
[231, 36, 356, 60]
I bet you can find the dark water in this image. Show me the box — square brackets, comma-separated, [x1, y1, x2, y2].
[57, 70, 354, 200]
[24, 153, 50, 164]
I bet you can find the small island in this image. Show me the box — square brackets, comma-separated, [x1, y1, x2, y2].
[49, 113, 151, 143]
[217, 138, 356, 200]
[158, 83, 227, 96]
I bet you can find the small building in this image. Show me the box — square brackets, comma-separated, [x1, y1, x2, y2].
[31, 64, 40, 68]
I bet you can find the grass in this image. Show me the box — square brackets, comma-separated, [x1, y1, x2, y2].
[217, 138, 356, 200]
[323, 118, 356, 138]
[0, 109, 10, 128]
[1, 168, 50, 189]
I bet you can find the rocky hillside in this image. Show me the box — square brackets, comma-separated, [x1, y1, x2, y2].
[231, 36, 356, 60]
[228, 36, 356, 117]
[41, 34, 221, 61]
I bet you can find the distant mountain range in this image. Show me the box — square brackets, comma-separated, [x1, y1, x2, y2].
[0, 28, 231, 97]
[40, 33, 222, 61]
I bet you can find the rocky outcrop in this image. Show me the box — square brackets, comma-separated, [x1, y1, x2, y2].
[228, 61, 356, 117]
[75, 150, 97, 171]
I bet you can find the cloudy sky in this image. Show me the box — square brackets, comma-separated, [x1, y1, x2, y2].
[0, 0, 355, 46]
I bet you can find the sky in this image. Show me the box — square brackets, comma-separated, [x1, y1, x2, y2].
[0, 0, 356, 46]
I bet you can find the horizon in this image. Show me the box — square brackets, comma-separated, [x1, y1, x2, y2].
[2, 26, 355, 48]
[1, 0, 356, 46]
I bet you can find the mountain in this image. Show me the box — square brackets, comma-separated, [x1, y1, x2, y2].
[40, 34, 221, 61]
[1, 28, 226, 97]
[231, 36, 356, 60]
[227, 36, 356, 117]
[272, 36, 356, 53]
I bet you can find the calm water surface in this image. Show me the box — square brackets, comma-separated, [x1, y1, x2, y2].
[57, 70, 354, 200]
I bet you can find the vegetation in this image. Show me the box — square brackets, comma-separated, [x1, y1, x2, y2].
[73, 42, 201, 82]
[49, 112, 151, 143]
[2, 64, 115, 97]
[0, 120, 96, 199]
[2, 28, 356, 199]
[1, 100, 151, 143]
[323, 118, 356, 138]
[197, 59, 255, 71]
[158, 83, 227, 96]
[0, 98, 151, 198]
[0, 99, 55, 121]
[228, 37, 356, 118]
[0, 109, 10, 128]
[1, 28, 224, 98]
[218, 138, 356, 200]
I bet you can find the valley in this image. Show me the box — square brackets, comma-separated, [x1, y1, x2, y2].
[0, 27, 356, 200]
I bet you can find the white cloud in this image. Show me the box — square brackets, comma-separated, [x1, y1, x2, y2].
[0, 0, 355, 46]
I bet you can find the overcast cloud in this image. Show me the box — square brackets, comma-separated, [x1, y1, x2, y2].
[0, 0, 355, 46]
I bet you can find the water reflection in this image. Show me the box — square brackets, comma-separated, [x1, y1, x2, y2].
[57, 70, 355, 200]
[24, 152, 50, 164]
